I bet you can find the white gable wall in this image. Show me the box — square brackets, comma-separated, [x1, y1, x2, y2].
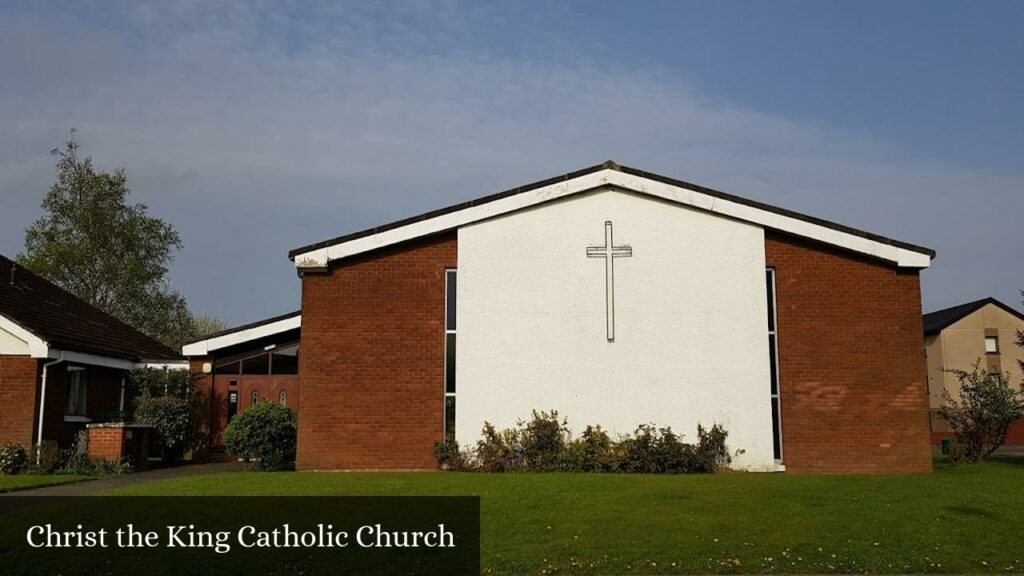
[0, 324, 30, 355]
[456, 187, 776, 470]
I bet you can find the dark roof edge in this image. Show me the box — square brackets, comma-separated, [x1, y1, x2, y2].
[183, 310, 301, 346]
[288, 162, 612, 259]
[287, 161, 936, 261]
[923, 297, 1024, 335]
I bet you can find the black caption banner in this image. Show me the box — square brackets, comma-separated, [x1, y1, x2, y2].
[0, 496, 480, 575]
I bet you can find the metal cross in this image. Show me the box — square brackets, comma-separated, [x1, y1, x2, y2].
[586, 221, 632, 342]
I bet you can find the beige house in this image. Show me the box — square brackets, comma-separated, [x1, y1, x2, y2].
[924, 297, 1024, 445]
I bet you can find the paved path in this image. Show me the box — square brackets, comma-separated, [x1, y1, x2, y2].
[0, 461, 244, 497]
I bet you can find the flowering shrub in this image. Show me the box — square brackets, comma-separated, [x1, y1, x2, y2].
[0, 443, 28, 475]
[435, 411, 734, 474]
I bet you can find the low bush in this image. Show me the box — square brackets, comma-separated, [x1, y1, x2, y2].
[433, 440, 470, 471]
[560, 425, 616, 472]
[30, 441, 62, 474]
[60, 451, 133, 476]
[134, 395, 201, 463]
[0, 443, 28, 475]
[223, 402, 297, 471]
[439, 411, 734, 474]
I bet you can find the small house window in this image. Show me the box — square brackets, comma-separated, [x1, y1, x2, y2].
[250, 391, 260, 406]
[279, 390, 287, 406]
[65, 368, 87, 416]
[985, 336, 999, 354]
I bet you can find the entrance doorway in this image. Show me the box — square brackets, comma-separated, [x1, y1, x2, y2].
[210, 342, 299, 451]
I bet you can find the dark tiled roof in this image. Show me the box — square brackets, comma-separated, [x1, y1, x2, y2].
[923, 297, 1024, 336]
[289, 160, 936, 261]
[183, 309, 300, 345]
[0, 254, 181, 361]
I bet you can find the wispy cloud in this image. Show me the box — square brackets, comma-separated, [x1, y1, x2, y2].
[1, 1, 1020, 322]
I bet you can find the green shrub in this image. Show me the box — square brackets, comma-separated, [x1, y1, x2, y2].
[134, 395, 201, 462]
[442, 411, 734, 474]
[521, 410, 569, 471]
[560, 425, 615, 472]
[941, 362, 1024, 463]
[223, 402, 297, 471]
[0, 443, 28, 475]
[30, 441, 62, 474]
[433, 440, 471, 471]
[694, 423, 733, 472]
[616, 424, 694, 473]
[476, 421, 526, 472]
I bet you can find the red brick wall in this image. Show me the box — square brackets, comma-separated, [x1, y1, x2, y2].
[0, 356, 39, 446]
[765, 231, 932, 473]
[297, 233, 457, 470]
[87, 427, 124, 461]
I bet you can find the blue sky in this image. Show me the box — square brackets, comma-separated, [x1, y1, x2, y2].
[1, 1, 1022, 324]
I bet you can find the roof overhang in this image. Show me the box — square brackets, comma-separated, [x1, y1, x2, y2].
[289, 165, 934, 270]
[0, 313, 48, 357]
[182, 314, 301, 356]
[2, 313, 185, 369]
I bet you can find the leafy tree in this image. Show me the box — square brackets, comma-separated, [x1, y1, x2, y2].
[941, 362, 1024, 463]
[18, 133, 191, 347]
[188, 312, 230, 341]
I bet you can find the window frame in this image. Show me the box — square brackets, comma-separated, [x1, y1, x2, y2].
[766, 268, 783, 463]
[985, 335, 1000, 354]
[65, 366, 88, 418]
[443, 268, 457, 442]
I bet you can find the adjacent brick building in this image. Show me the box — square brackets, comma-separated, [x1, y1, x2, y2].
[0, 255, 184, 453]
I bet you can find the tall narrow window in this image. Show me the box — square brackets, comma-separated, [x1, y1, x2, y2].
[279, 390, 287, 406]
[444, 269, 457, 442]
[65, 367, 87, 416]
[766, 269, 783, 461]
[227, 391, 238, 422]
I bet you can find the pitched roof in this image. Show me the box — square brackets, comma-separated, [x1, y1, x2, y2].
[0, 254, 181, 361]
[923, 297, 1024, 336]
[181, 310, 301, 356]
[289, 161, 936, 267]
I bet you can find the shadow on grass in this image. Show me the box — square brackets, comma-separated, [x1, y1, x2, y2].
[932, 454, 1024, 471]
[942, 504, 1000, 519]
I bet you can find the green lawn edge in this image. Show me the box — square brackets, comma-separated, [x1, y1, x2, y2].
[92, 456, 1024, 574]
[0, 474, 94, 494]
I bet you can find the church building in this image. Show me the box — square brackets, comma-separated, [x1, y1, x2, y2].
[185, 162, 936, 473]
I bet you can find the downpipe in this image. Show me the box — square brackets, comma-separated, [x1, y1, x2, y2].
[36, 352, 65, 465]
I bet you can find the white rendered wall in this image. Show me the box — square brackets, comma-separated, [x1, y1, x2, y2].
[456, 187, 775, 470]
[0, 325, 30, 354]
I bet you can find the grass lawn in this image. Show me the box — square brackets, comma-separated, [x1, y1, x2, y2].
[0, 474, 91, 494]
[104, 458, 1024, 574]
